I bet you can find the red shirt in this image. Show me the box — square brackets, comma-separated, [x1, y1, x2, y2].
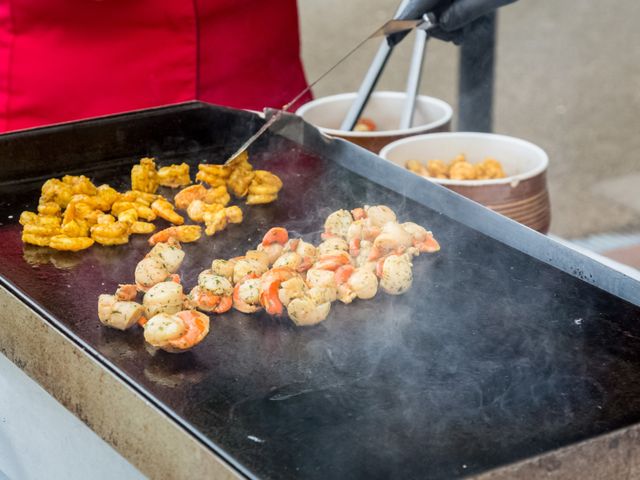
[0, 0, 310, 132]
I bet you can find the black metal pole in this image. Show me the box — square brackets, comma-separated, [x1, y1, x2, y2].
[458, 12, 496, 132]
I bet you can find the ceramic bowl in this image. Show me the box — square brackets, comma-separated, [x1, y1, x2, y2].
[295, 91, 452, 153]
[379, 132, 551, 233]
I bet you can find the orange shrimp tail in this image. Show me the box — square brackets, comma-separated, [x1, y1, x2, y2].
[375, 257, 386, 278]
[415, 233, 440, 253]
[351, 207, 366, 220]
[260, 282, 283, 316]
[168, 274, 181, 283]
[116, 284, 137, 301]
[349, 238, 360, 257]
[138, 316, 148, 327]
[213, 296, 233, 314]
[314, 253, 351, 271]
[262, 227, 288, 246]
[334, 265, 355, 285]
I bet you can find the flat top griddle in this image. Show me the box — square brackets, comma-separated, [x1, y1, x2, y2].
[1, 102, 640, 479]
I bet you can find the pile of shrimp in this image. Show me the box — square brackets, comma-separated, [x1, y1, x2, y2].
[20, 152, 283, 252]
[97, 205, 439, 353]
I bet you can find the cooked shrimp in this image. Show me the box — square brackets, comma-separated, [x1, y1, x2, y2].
[143, 310, 210, 353]
[97, 294, 145, 330]
[233, 257, 269, 285]
[284, 239, 317, 271]
[317, 237, 349, 257]
[336, 266, 378, 303]
[245, 250, 270, 269]
[151, 198, 184, 225]
[148, 225, 201, 245]
[313, 251, 352, 271]
[370, 221, 414, 260]
[157, 163, 190, 188]
[364, 205, 397, 228]
[378, 254, 413, 295]
[188, 286, 233, 314]
[273, 252, 303, 271]
[257, 227, 289, 264]
[210, 259, 235, 281]
[143, 281, 185, 317]
[287, 297, 331, 326]
[135, 257, 173, 291]
[174, 185, 207, 210]
[322, 209, 353, 239]
[115, 284, 138, 301]
[259, 267, 296, 316]
[400, 222, 441, 253]
[305, 268, 338, 304]
[147, 241, 185, 273]
[186, 200, 223, 222]
[277, 276, 307, 307]
[233, 275, 262, 313]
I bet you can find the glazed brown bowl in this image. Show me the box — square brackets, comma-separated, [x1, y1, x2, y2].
[379, 132, 551, 233]
[295, 91, 452, 153]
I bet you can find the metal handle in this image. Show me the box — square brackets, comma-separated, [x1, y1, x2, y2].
[339, 0, 413, 132]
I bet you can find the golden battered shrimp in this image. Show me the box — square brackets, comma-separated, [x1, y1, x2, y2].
[37, 202, 62, 217]
[157, 163, 191, 188]
[174, 185, 207, 210]
[287, 297, 331, 326]
[60, 219, 90, 238]
[130, 221, 156, 234]
[143, 281, 185, 318]
[62, 175, 97, 196]
[143, 310, 209, 353]
[246, 170, 282, 205]
[47, 234, 93, 251]
[111, 201, 157, 222]
[40, 178, 73, 208]
[186, 200, 223, 223]
[196, 164, 231, 187]
[151, 198, 184, 225]
[377, 254, 413, 295]
[148, 225, 201, 245]
[21, 218, 61, 246]
[119, 190, 158, 206]
[131, 157, 159, 193]
[322, 209, 353, 239]
[90, 221, 129, 246]
[94, 184, 120, 211]
[203, 185, 231, 206]
[98, 294, 145, 330]
[227, 152, 254, 197]
[203, 206, 242, 236]
[19, 211, 38, 226]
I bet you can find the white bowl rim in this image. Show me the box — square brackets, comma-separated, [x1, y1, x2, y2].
[379, 132, 549, 186]
[295, 91, 453, 138]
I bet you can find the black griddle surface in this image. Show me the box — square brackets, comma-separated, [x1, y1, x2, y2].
[2, 122, 640, 480]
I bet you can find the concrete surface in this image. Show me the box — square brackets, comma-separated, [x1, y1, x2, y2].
[298, 0, 640, 238]
[0, 353, 143, 480]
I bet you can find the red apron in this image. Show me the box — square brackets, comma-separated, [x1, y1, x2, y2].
[0, 0, 310, 132]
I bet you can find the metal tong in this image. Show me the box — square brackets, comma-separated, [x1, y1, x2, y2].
[224, 9, 434, 165]
[340, 8, 437, 131]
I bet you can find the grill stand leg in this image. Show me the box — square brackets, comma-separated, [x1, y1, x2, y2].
[457, 12, 497, 133]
